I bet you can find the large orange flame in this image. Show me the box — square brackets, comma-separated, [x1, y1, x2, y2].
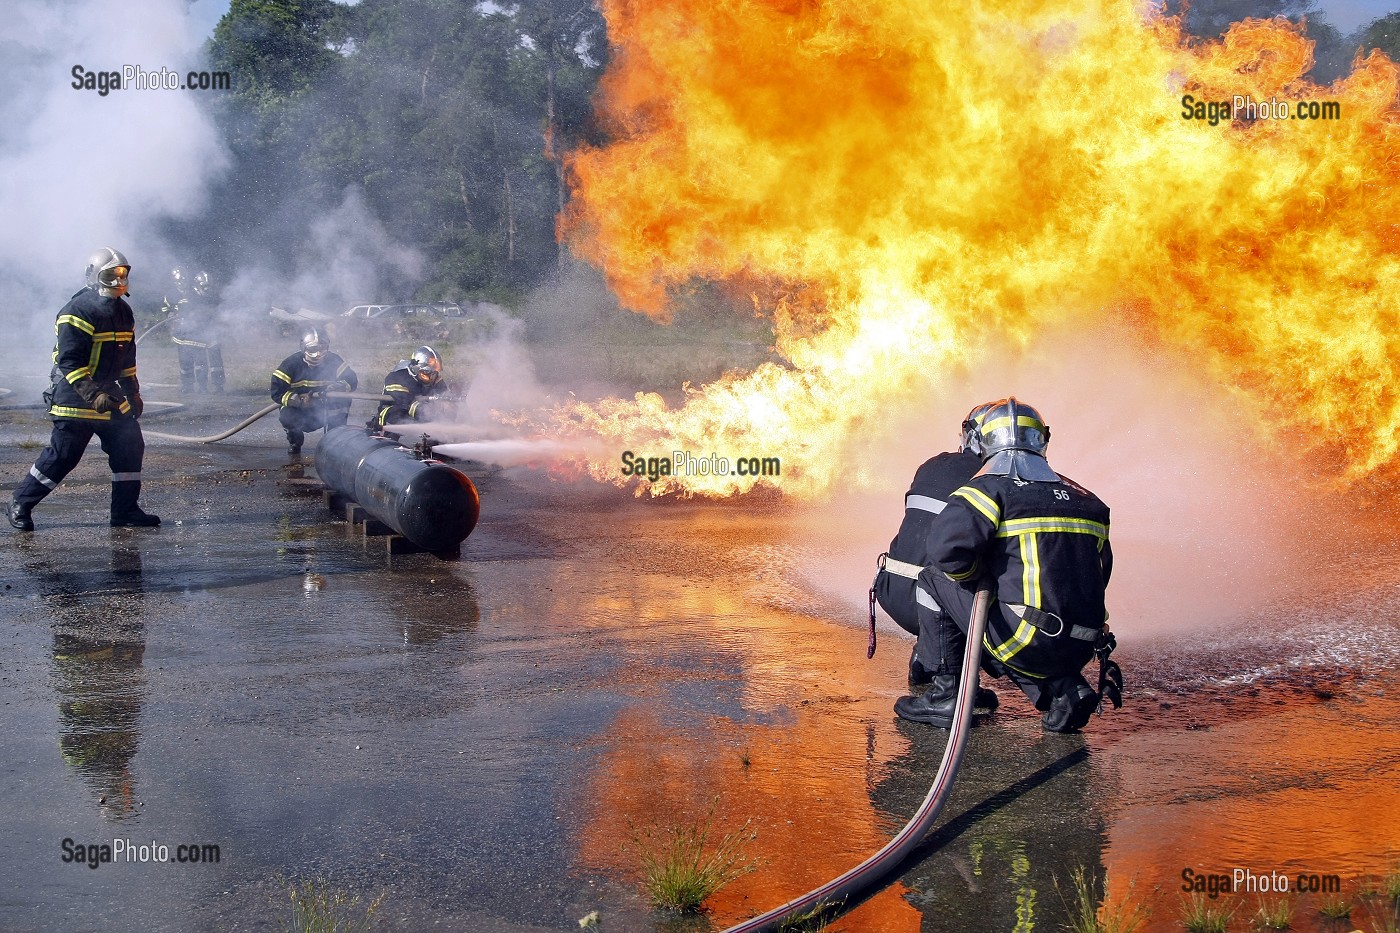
[550, 0, 1400, 497]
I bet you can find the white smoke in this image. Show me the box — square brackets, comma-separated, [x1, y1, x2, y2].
[0, 0, 229, 356]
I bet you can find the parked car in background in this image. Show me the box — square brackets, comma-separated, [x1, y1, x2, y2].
[342, 301, 467, 321]
[342, 304, 396, 320]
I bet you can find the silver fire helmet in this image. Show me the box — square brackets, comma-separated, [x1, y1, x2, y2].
[193, 271, 211, 296]
[301, 326, 330, 366]
[959, 401, 998, 455]
[85, 247, 130, 297]
[973, 396, 1059, 482]
[408, 346, 442, 386]
[171, 268, 187, 293]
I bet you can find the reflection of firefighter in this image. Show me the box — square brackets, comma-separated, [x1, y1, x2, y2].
[874, 403, 996, 710]
[896, 398, 1121, 733]
[51, 541, 147, 819]
[271, 326, 357, 456]
[8, 248, 160, 531]
[372, 346, 456, 433]
[164, 268, 225, 394]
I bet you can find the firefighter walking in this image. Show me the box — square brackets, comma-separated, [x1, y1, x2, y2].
[7, 248, 160, 531]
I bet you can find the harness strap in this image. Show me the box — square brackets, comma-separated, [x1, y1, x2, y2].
[882, 556, 923, 580]
[1003, 603, 1100, 641]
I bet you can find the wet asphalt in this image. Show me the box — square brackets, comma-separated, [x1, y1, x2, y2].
[1, 390, 1397, 933]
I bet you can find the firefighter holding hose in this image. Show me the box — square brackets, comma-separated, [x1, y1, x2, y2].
[271, 327, 357, 456]
[895, 398, 1122, 733]
[874, 402, 999, 709]
[371, 346, 456, 434]
[7, 248, 160, 531]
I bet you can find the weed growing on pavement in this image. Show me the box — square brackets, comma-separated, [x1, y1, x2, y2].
[281, 879, 384, 933]
[1252, 893, 1294, 929]
[1180, 894, 1234, 933]
[1054, 865, 1149, 933]
[1317, 893, 1352, 920]
[627, 800, 761, 912]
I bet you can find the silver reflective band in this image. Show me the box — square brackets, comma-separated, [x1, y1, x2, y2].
[30, 465, 58, 489]
[905, 494, 947, 514]
[111, 472, 142, 482]
[883, 557, 924, 580]
[914, 586, 942, 612]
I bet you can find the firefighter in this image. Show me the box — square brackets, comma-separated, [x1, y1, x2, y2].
[7, 248, 160, 531]
[164, 269, 225, 394]
[895, 398, 1118, 733]
[874, 403, 998, 710]
[371, 346, 455, 434]
[271, 326, 357, 456]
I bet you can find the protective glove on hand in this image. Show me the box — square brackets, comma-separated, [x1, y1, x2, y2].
[287, 393, 313, 409]
[93, 392, 122, 414]
[127, 393, 144, 419]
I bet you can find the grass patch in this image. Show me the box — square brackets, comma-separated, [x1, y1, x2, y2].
[1359, 894, 1400, 933]
[776, 899, 839, 932]
[1384, 865, 1400, 901]
[1180, 894, 1234, 933]
[1054, 866, 1150, 933]
[738, 747, 752, 769]
[1317, 894, 1352, 920]
[281, 879, 384, 933]
[627, 800, 761, 913]
[1252, 893, 1294, 929]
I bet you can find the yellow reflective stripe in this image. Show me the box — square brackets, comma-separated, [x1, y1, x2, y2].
[335, 362, 350, 378]
[377, 406, 391, 426]
[998, 517, 1108, 538]
[945, 558, 980, 582]
[408, 401, 420, 418]
[952, 486, 1000, 525]
[978, 413, 1045, 434]
[87, 331, 131, 342]
[120, 366, 137, 377]
[385, 384, 411, 393]
[291, 380, 335, 388]
[49, 405, 110, 420]
[1021, 532, 1041, 607]
[986, 619, 1036, 663]
[57, 314, 95, 335]
[273, 369, 292, 383]
[65, 368, 90, 383]
[281, 392, 294, 406]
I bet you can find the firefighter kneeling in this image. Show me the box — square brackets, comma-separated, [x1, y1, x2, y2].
[271, 327, 358, 456]
[370, 346, 457, 438]
[895, 398, 1123, 733]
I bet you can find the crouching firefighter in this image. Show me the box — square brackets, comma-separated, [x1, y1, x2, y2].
[894, 397, 1123, 733]
[871, 403, 998, 710]
[370, 346, 457, 437]
[8, 248, 160, 531]
[272, 327, 357, 456]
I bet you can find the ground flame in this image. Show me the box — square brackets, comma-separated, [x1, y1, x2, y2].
[550, 0, 1400, 497]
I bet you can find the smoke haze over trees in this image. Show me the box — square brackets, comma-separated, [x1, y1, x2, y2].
[172, 0, 606, 309]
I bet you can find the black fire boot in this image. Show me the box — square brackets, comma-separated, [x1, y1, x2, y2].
[1041, 678, 1098, 733]
[8, 498, 34, 531]
[910, 650, 998, 709]
[110, 481, 160, 528]
[287, 430, 305, 457]
[894, 673, 960, 728]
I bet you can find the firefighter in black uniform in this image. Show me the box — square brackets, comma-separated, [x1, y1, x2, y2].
[371, 346, 454, 435]
[272, 326, 357, 456]
[874, 403, 998, 709]
[895, 398, 1117, 733]
[164, 269, 225, 394]
[7, 248, 160, 531]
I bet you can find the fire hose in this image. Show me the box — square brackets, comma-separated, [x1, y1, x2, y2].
[142, 391, 391, 443]
[720, 583, 994, 933]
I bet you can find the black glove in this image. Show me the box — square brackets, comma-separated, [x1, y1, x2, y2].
[92, 391, 121, 414]
[73, 377, 101, 404]
[288, 393, 312, 409]
[128, 393, 144, 419]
